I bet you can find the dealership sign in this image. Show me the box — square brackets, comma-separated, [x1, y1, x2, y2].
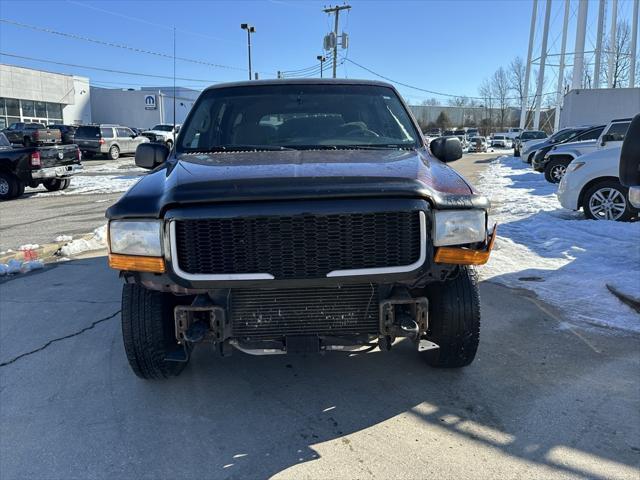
[144, 95, 157, 110]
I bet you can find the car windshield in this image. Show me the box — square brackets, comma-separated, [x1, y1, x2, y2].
[0, 133, 10, 147]
[550, 129, 577, 142]
[152, 125, 174, 131]
[178, 84, 421, 152]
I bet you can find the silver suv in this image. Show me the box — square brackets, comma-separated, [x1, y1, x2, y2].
[75, 125, 149, 160]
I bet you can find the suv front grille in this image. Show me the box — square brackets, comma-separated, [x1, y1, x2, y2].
[173, 210, 422, 279]
[231, 284, 379, 339]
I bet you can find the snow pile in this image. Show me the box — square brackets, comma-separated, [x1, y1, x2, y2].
[477, 155, 640, 332]
[85, 159, 145, 174]
[55, 235, 73, 242]
[0, 259, 44, 276]
[59, 225, 108, 257]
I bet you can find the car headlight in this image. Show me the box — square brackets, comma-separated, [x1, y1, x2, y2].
[109, 220, 163, 256]
[433, 210, 486, 246]
[566, 161, 585, 173]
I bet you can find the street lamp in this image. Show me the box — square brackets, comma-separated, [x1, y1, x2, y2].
[316, 55, 326, 78]
[240, 23, 256, 80]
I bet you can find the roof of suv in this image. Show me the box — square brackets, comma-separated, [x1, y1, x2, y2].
[203, 78, 395, 92]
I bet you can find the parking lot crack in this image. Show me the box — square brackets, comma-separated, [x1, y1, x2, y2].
[0, 310, 120, 368]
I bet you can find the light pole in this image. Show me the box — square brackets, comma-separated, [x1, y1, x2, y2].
[316, 55, 326, 78]
[240, 23, 255, 80]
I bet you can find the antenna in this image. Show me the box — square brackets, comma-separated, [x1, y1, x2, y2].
[173, 26, 176, 135]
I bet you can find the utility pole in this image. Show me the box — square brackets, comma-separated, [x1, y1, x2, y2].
[173, 27, 176, 134]
[323, 4, 351, 78]
[520, 0, 538, 130]
[608, 0, 618, 87]
[554, 0, 570, 132]
[631, 0, 638, 87]
[572, 0, 589, 89]
[317, 55, 326, 78]
[593, 0, 606, 88]
[241, 23, 256, 80]
[534, 0, 552, 130]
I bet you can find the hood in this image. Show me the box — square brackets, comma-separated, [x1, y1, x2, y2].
[551, 139, 597, 153]
[522, 139, 549, 153]
[107, 148, 489, 219]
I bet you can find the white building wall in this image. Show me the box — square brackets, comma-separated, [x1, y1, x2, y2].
[559, 88, 640, 128]
[63, 76, 91, 125]
[0, 64, 75, 103]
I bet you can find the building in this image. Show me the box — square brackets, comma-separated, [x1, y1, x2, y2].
[90, 86, 200, 129]
[0, 64, 91, 129]
[558, 88, 640, 128]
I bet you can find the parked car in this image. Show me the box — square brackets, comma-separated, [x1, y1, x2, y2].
[467, 136, 488, 152]
[558, 145, 638, 221]
[538, 119, 631, 183]
[74, 125, 149, 160]
[619, 114, 640, 208]
[492, 134, 512, 148]
[425, 128, 442, 137]
[504, 127, 523, 141]
[48, 124, 77, 145]
[106, 79, 495, 379]
[141, 124, 181, 149]
[520, 127, 586, 164]
[466, 128, 479, 138]
[0, 132, 82, 200]
[513, 130, 547, 157]
[2, 122, 61, 147]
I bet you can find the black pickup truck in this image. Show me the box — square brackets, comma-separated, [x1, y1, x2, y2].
[0, 133, 82, 200]
[106, 80, 495, 380]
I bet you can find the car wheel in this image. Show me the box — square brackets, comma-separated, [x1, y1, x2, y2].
[43, 178, 70, 191]
[121, 284, 191, 380]
[544, 159, 569, 183]
[108, 145, 120, 160]
[419, 266, 480, 368]
[583, 180, 636, 222]
[0, 172, 21, 200]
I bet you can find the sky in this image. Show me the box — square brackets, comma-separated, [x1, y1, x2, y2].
[0, 0, 636, 104]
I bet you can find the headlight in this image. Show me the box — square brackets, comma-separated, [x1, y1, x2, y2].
[109, 220, 162, 256]
[566, 161, 585, 173]
[433, 210, 486, 246]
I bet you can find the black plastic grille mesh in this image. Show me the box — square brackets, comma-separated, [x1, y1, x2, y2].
[174, 211, 421, 279]
[231, 285, 379, 339]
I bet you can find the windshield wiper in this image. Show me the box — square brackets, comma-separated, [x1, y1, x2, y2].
[201, 145, 296, 152]
[334, 144, 416, 150]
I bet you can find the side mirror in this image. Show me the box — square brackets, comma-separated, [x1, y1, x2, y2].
[135, 142, 169, 169]
[430, 137, 463, 163]
[601, 133, 614, 146]
[619, 114, 640, 188]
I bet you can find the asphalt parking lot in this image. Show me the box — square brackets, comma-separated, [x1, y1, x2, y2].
[1, 150, 638, 479]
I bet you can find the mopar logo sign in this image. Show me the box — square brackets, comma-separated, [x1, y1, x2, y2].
[144, 95, 157, 110]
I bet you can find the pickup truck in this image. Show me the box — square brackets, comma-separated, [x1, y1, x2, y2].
[536, 118, 631, 183]
[106, 79, 495, 380]
[2, 122, 61, 147]
[0, 133, 82, 200]
[140, 124, 181, 149]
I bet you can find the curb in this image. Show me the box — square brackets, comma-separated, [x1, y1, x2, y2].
[606, 284, 640, 314]
[0, 232, 103, 265]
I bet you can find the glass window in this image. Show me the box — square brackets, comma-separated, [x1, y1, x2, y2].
[6, 99, 19, 116]
[100, 127, 114, 138]
[0, 98, 5, 116]
[21, 100, 36, 117]
[116, 127, 132, 137]
[75, 126, 100, 138]
[35, 101, 47, 117]
[6, 118, 20, 127]
[47, 103, 63, 119]
[607, 122, 630, 141]
[0, 118, 6, 130]
[575, 127, 605, 141]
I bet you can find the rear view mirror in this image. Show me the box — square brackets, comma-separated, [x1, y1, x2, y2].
[135, 142, 169, 169]
[430, 137, 463, 163]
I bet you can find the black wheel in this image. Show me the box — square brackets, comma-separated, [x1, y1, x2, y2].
[544, 158, 569, 183]
[43, 178, 71, 191]
[420, 267, 480, 368]
[121, 283, 190, 379]
[583, 179, 637, 222]
[108, 145, 120, 160]
[0, 172, 20, 200]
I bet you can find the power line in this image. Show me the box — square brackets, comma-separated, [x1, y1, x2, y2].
[0, 18, 252, 73]
[0, 51, 221, 83]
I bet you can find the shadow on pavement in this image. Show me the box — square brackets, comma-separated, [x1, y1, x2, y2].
[0, 256, 638, 479]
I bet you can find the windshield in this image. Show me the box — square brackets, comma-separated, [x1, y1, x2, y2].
[178, 84, 421, 152]
[151, 125, 174, 132]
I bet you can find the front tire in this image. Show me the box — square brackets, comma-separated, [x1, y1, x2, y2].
[108, 145, 120, 160]
[121, 284, 190, 379]
[420, 267, 480, 368]
[583, 180, 637, 221]
[544, 159, 569, 183]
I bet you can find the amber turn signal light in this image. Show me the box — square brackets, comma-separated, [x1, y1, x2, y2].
[434, 224, 497, 266]
[108, 254, 165, 273]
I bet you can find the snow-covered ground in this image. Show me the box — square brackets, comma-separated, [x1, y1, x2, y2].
[477, 155, 640, 332]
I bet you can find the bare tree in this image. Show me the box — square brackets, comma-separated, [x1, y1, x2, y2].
[421, 97, 440, 106]
[491, 67, 510, 130]
[508, 56, 526, 105]
[603, 21, 632, 88]
[479, 78, 493, 135]
[447, 96, 469, 107]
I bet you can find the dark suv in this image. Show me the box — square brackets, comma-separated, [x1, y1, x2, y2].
[75, 124, 149, 160]
[106, 80, 495, 379]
